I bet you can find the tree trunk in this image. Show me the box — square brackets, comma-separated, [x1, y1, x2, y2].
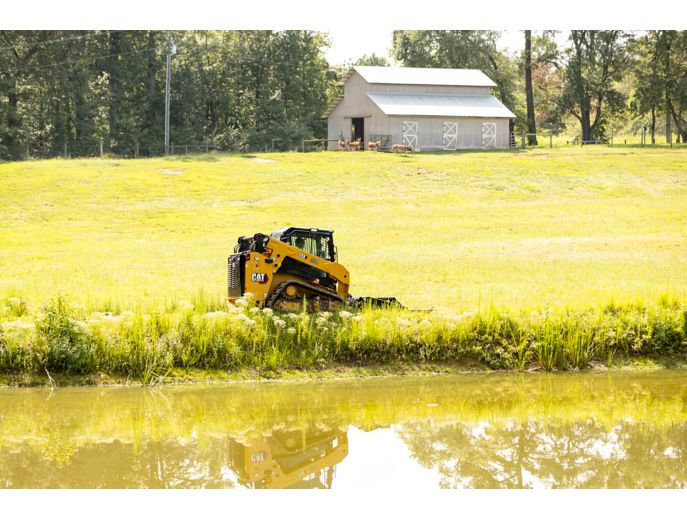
[524, 30, 538, 145]
[580, 99, 592, 142]
[145, 31, 157, 131]
[7, 79, 21, 159]
[651, 107, 656, 144]
[108, 31, 121, 150]
[664, 35, 672, 144]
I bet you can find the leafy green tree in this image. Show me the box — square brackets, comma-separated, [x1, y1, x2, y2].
[354, 53, 389, 66]
[558, 31, 629, 142]
[391, 30, 520, 114]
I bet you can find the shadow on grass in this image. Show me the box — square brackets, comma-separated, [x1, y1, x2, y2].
[173, 153, 221, 162]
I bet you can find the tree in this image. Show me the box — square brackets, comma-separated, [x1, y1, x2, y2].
[353, 53, 389, 67]
[524, 31, 538, 145]
[558, 31, 629, 142]
[391, 30, 521, 117]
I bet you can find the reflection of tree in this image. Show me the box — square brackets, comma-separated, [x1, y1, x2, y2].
[0, 426, 348, 489]
[399, 419, 687, 488]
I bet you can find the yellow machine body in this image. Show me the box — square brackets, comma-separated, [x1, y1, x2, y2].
[228, 228, 351, 311]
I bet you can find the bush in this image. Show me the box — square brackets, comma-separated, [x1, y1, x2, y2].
[34, 296, 94, 374]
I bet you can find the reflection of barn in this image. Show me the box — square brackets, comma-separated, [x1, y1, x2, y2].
[325, 66, 515, 150]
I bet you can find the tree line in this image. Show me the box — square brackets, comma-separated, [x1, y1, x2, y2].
[1, 30, 686, 160]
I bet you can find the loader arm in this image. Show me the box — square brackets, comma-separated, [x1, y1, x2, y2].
[262, 237, 350, 298]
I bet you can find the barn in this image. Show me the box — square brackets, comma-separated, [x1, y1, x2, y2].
[325, 66, 515, 151]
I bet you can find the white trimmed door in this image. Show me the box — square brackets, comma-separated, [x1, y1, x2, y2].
[442, 121, 457, 150]
[481, 122, 496, 149]
[402, 121, 418, 150]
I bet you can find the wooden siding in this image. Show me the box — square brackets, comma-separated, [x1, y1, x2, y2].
[389, 116, 510, 150]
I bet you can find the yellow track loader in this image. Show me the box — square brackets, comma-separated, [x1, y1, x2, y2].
[227, 227, 400, 311]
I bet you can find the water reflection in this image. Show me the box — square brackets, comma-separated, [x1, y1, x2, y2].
[0, 371, 685, 488]
[227, 428, 348, 489]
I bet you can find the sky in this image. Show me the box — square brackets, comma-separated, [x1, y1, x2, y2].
[323, 30, 578, 67]
[324, 30, 535, 66]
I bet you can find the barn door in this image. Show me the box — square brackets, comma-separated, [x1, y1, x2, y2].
[402, 121, 418, 150]
[481, 122, 496, 149]
[442, 121, 457, 150]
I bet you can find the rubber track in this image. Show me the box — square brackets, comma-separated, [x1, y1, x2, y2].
[265, 280, 344, 309]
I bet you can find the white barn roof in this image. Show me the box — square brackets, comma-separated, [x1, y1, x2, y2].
[354, 66, 497, 87]
[368, 93, 515, 118]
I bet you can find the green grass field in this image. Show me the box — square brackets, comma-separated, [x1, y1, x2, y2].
[1, 147, 686, 379]
[1, 147, 686, 315]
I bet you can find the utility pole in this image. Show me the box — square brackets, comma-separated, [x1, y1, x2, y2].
[164, 31, 175, 156]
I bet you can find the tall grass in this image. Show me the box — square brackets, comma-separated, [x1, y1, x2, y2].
[0, 294, 684, 382]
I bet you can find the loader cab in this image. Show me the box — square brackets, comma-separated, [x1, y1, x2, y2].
[270, 227, 337, 263]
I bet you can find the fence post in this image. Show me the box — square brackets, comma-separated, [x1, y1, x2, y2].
[549, 133, 552, 149]
[521, 131, 526, 149]
[302, 140, 305, 153]
[185, 145, 188, 155]
[64, 143, 68, 158]
[135, 143, 139, 159]
[25, 144, 30, 160]
[99, 137, 104, 158]
[205, 141, 209, 153]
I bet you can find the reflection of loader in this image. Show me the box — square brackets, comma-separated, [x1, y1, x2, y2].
[227, 227, 401, 311]
[226, 428, 349, 489]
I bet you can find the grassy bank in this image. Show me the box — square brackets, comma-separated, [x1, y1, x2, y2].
[1, 148, 686, 382]
[1, 295, 685, 384]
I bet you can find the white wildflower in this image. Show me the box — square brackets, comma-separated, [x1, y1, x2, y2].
[315, 317, 327, 327]
[235, 298, 248, 308]
[1, 320, 34, 331]
[101, 315, 124, 323]
[419, 319, 432, 327]
[121, 310, 134, 318]
[396, 317, 411, 327]
[8, 297, 21, 306]
[243, 292, 255, 303]
[286, 313, 299, 321]
[261, 307, 274, 317]
[179, 300, 194, 310]
[319, 311, 332, 320]
[272, 317, 286, 329]
[338, 311, 353, 319]
[203, 311, 228, 319]
[249, 307, 260, 315]
[352, 315, 363, 323]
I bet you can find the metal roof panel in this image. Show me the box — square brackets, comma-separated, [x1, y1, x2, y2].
[354, 66, 497, 87]
[367, 92, 515, 118]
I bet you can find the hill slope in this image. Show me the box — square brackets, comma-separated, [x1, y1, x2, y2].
[1, 147, 686, 313]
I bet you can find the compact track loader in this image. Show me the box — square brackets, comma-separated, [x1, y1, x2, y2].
[227, 227, 400, 311]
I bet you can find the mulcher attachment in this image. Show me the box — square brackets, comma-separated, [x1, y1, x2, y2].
[346, 296, 404, 309]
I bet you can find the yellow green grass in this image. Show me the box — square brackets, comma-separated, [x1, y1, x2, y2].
[1, 148, 686, 380]
[1, 147, 686, 312]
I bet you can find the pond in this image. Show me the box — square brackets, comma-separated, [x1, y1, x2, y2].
[0, 370, 685, 488]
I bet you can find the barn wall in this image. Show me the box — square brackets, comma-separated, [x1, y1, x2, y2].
[388, 116, 511, 150]
[367, 84, 491, 96]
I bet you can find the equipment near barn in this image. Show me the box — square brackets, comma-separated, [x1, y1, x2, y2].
[227, 227, 401, 311]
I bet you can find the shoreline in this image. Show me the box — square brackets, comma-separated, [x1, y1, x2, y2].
[1, 356, 685, 388]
